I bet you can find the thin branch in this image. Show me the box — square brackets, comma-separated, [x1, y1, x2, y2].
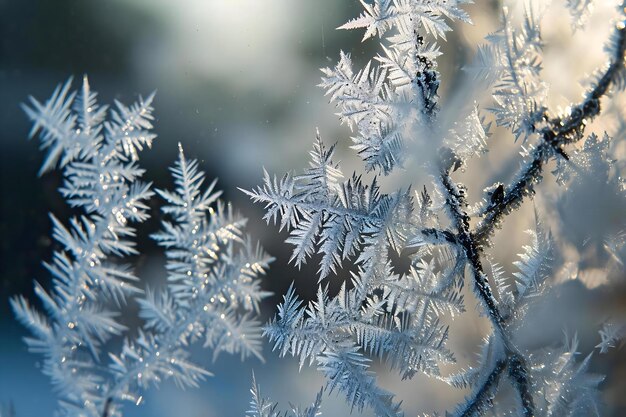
[439, 170, 535, 417]
[444, 18, 626, 417]
[101, 398, 112, 417]
[418, 227, 459, 245]
[473, 25, 626, 246]
[506, 353, 535, 416]
[457, 360, 507, 417]
[439, 173, 504, 330]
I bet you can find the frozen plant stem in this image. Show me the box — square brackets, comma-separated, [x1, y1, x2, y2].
[474, 24, 626, 246]
[441, 20, 626, 417]
[439, 170, 534, 417]
[457, 360, 507, 417]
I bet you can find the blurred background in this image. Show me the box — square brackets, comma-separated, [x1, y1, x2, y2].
[0, 0, 625, 416]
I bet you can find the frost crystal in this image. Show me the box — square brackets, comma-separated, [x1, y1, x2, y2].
[12, 78, 271, 417]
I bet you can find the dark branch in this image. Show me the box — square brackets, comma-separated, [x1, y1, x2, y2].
[439, 170, 535, 417]
[507, 353, 535, 415]
[457, 360, 507, 417]
[101, 397, 112, 417]
[418, 227, 459, 245]
[473, 25, 626, 247]
[447, 19, 626, 417]
[440, 172, 506, 332]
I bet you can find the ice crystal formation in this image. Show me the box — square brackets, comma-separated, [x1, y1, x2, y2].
[12, 77, 272, 417]
[246, 0, 626, 416]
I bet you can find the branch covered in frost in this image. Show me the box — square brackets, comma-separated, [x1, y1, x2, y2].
[474, 18, 626, 246]
[449, 12, 626, 414]
[456, 361, 506, 417]
[437, 169, 535, 417]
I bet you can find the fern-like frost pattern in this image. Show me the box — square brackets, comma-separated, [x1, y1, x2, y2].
[13, 78, 271, 417]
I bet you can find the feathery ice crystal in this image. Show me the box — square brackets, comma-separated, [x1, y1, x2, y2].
[12, 77, 272, 417]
